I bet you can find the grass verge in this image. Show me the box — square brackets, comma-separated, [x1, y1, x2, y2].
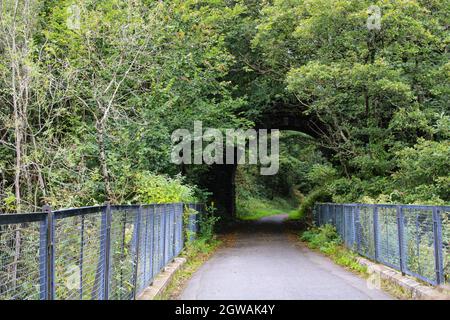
[300, 225, 367, 273]
[287, 209, 303, 220]
[158, 237, 223, 300]
[237, 196, 297, 221]
[300, 224, 414, 300]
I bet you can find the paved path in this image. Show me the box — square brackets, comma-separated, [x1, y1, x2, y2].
[179, 214, 392, 300]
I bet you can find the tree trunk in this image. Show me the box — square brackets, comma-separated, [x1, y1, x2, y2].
[96, 120, 112, 202]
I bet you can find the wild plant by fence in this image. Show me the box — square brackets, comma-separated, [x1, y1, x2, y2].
[314, 203, 450, 286]
[0, 203, 203, 300]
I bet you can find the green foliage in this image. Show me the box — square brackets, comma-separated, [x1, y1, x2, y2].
[184, 203, 220, 257]
[236, 131, 326, 220]
[197, 204, 221, 241]
[249, 0, 449, 207]
[237, 196, 296, 221]
[301, 225, 341, 251]
[393, 139, 450, 204]
[322, 138, 450, 205]
[296, 188, 331, 221]
[134, 172, 198, 204]
[1, 0, 449, 300]
[307, 164, 337, 187]
[301, 225, 366, 273]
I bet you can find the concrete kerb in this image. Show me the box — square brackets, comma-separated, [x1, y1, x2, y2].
[356, 257, 450, 300]
[136, 257, 187, 300]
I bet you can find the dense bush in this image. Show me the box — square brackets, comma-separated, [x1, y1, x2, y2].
[296, 188, 331, 221]
[301, 225, 341, 252]
[134, 172, 198, 204]
[248, 0, 449, 209]
[301, 225, 366, 273]
[0, 0, 247, 212]
[184, 203, 221, 256]
[324, 138, 450, 205]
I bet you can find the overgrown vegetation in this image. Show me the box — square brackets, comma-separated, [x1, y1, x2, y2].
[1, 0, 448, 214]
[1, 0, 447, 301]
[301, 225, 367, 274]
[237, 196, 297, 221]
[238, 0, 449, 220]
[236, 131, 324, 220]
[300, 224, 439, 300]
[182, 204, 221, 257]
[134, 173, 199, 204]
[257, 0, 449, 208]
[0, 0, 247, 212]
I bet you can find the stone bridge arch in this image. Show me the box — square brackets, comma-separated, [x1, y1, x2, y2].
[203, 107, 320, 218]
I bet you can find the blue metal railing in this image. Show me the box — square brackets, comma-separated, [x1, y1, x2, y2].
[0, 202, 203, 300]
[314, 203, 450, 286]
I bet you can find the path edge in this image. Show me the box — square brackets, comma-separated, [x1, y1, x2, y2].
[136, 257, 187, 300]
[356, 257, 450, 300]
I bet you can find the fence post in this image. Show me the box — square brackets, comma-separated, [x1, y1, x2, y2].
[133, 205, 142, 299]
[351, 205, 356, 249]
[39, 216, 47, 300]
[180, 203, 185, 252]
[432, 207, 444, 285]
[179, 204, 184, 252]
[159, 205, 163, 272]
[162, 205, 167, 267]
[397, 205, 406, 276]
[342, 206, 347, 246]
[43, 205, 54, 300]
[79, 215, 85, 299]
[355, 205, 361, 253]
[373, 206, 380, 262]
[174, 204, 179, 257]
[152, 204, 157, 280]
[318, 204, 322, 226]
[170, 204, 175, 259]
[314, 204, 318, 226]
[333, 204, 337, 226]
[103, 202, 112, 300]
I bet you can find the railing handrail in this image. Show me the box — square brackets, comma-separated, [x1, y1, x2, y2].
[0, 202, 204, 300]
[316, 202, 450, 210]
[314, 202, 449, 286]
[0, 202, 194, 220]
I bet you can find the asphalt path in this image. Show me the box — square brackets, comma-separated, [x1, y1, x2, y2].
[179, 214, 392, 300]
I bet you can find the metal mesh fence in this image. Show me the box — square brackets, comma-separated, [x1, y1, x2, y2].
[108, 206, 138, 300]
[442, 208, 450, 285]
[377, 206, 400, 270]
[0, 214, 46, 300]
[357, 205, 376, 260]
[186, 203, 203, 241]
[315, 203, 450, 286]
[53, 207, 105, 300]
[136, 205, 153, 294]
[402, 207, 435, 283]
[0, 202, 201, 300]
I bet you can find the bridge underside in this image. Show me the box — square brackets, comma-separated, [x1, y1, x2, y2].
[203, 110, 320, 218]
